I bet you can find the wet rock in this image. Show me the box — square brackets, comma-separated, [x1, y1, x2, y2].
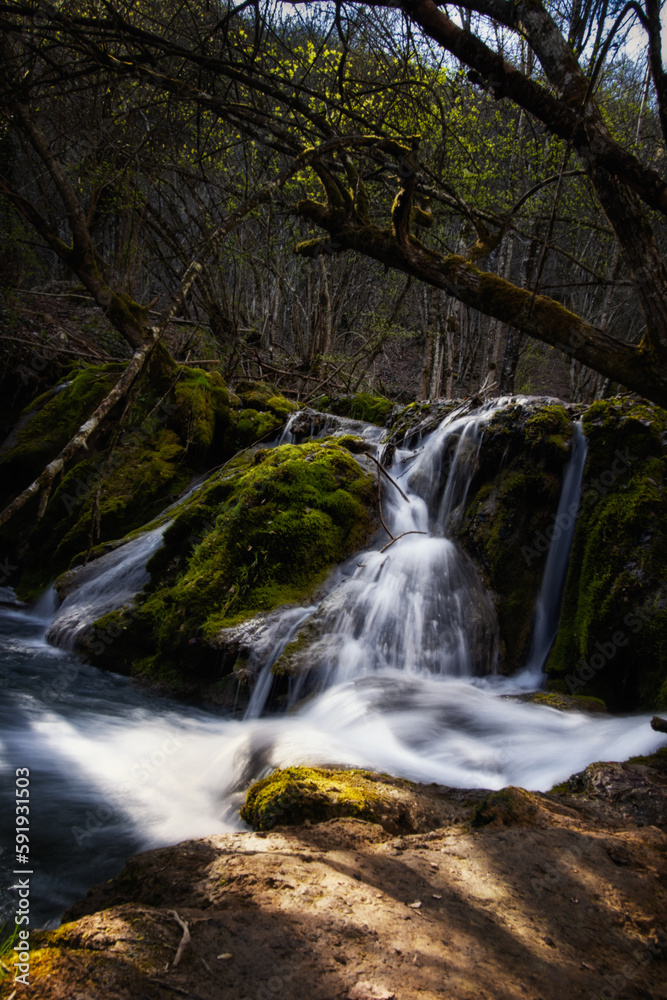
[454, 398, 576, 672]
[240, 766, 484, 834]
[546, 397, 667, 710]
[557, 751, 667, 829]
[16, 754, 667, 1000]
[513, 692, 608, 713]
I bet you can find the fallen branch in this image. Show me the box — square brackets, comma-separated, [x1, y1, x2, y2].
[147, 979, 205, 1000]
[376, 463, 394, 542]
[380, 530, 428, 554]
[168, 910, 191, 968]
[365, 453, 410, 503]
[0, 335, 159, 527]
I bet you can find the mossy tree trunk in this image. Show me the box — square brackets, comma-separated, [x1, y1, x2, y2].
[297, 187, 667, 407]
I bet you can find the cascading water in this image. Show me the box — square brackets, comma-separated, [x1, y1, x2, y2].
[257, 401, 503, 711]
[521, 421, 588, 684]
[46, 524, 168, 650]
[1, 399, 665, 928]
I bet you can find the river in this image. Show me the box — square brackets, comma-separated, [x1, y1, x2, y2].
[1, 399, 664, 928]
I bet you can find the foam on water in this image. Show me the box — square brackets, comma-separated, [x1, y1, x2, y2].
[1, 398, 665, 926]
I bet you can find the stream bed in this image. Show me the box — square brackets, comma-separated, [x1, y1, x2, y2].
[1, 399, 665, 927]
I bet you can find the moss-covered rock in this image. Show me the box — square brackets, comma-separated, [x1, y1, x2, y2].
[312, 392, 394, 427]
[240, 766, 478, 834]
[454, 400, 575, 671]
[76, 439, 376, 695]
[0, 367, 298, 598]
[385, 398, 461, 449]
[172, 367, 231, 456]
[513, 691, 607, 713]
[470, 786, 541, 829]
[545, 397, 667, 710]
[0, 362, 121, 500]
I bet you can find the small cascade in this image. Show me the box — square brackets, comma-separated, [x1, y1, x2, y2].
[243, 605, 318, 719]
[2, 397, 666, 927]
[279, 407, 386, 446]
[247, 400, 511, 715]
[46, 525, 167, 650]
[522, 421, 588, 682]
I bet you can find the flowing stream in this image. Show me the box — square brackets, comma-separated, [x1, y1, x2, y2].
[1, 400, 665, 927]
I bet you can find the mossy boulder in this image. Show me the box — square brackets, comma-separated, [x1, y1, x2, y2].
[385, 398, 461, 449]
[546, 397, 667, 710]
[454, 400, 575, 671]
[0, 366, 297, 598]
[240, 766, 478, 834]
[76, 439, 376, 696]
[312, 392, 394, 427]
[229, 381, 299, 448]
[0, 362, 120, 501]
[470, 786, 541, 829]
[172, 367, 231, 456]
[514, 691, 607, 713]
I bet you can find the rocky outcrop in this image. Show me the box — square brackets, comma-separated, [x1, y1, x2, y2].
[66, 437, 377, 698]
[7, 754, 666, 1000]
[452, 399, 577, 672]
[0, 365, 298, 599]
[546, 398, 667, 710]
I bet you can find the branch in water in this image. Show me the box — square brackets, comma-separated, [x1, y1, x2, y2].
[380, 530, 428, 554]
[366, 453, 410, 503]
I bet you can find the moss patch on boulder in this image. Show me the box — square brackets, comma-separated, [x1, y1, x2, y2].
[515, 691, 607, 713]
[470, 787, 541, 829]
[312, 392, 394, 427]
[78, 439, 376, 693]
[0, 362, 120, 500]
[0, 367, 297, 598]
[455, 400, 574, 671]
[240, 766, 477, 834]
[546, 397, 667, 710]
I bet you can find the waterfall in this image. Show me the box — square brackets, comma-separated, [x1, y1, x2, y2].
[46, 524, 167, 650]
[521, 421, 588, 683]
[2, 399, 665, 928]
[248, 400, 528, 715]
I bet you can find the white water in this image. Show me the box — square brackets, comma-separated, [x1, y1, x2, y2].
[46, 524, 168, 649]
[521, 421, 588, 686]
[1, 399, 665, 926]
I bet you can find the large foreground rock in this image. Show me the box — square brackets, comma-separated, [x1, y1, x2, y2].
[9, 754, 667, 1000]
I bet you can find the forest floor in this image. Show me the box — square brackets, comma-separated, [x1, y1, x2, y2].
[4, 753, 667, 1000]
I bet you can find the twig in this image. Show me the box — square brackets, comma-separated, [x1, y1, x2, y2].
[168, 910, 191, 968]
[379, 530, 427, 554]
[365, 453, 410, 503]
[147, 979, 206, 1000]
[376, 464, 394, 542]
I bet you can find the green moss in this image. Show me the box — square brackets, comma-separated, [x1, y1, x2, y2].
[0, 363, 121, 497]
[240, 766, 383, 830]
[0, 361, 250, 597]
[315, 392, 394, 427]
[459, 461, 563, 670]
[518, 692, 607, 713]
[524, 405, 572, 455]
[84, 439, 376, 686]
[625, 746, 667, 768]
[470, 787, 539, 829]
[546, 399, 667, 709]
[233, 408, 283, 448]
[173, 367, 230, 456]
[12, 425, 190, 598]
[234, 381, 298, 416]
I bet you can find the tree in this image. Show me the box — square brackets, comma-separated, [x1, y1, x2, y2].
[0, 0, 666, 403]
